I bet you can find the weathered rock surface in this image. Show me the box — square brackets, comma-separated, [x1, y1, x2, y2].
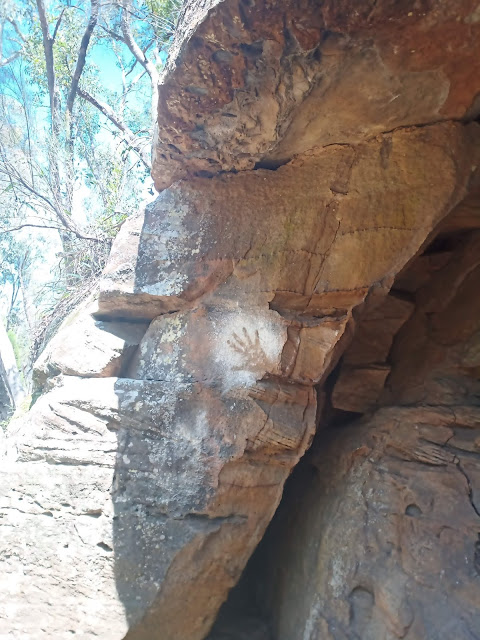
[152, 0, 480, 190]
[2, 0, 480, 639]
[331, 294, 414, 413]
[104, 122, 479, 323]
[235, 404, 480, 640]
[2, 120, 479, 639]
[210, 207, 480, 640]
[33, 295, 148, 393]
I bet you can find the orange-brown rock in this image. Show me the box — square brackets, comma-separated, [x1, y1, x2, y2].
[236, 401, 480, 640]
[385, 232, 480, 406]
[210, 204, 480, 640]
[153, 0, 480, 191]
[331, 294, 414, 412]
[331, 365, 391, 413]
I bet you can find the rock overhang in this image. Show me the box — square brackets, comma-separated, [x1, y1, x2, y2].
[152, 0, 480, 191]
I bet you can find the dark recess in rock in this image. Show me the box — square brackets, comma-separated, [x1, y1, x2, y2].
[209, 216, 480, 639]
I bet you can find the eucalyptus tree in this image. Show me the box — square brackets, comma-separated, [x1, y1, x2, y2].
[0, 0, 180, 367]
[0, 0, 180, 238]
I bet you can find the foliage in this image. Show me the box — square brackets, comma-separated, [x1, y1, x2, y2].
[0, 0, 182, 379]
[1, 393, 32, 432]
[7, 328, 25, 373]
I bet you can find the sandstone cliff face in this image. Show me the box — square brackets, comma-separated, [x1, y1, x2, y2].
[1, 1, 480, 639]
[215, 220, 480, 639]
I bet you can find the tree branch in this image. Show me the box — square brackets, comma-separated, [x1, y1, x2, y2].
[52, 8, 67, 43]
[1, 222, 105, 243]
[120, 3, 154, 72]
[98, 25, 125, 43]
[120, 0, 159, 122]
[36, 0, 56, 128]
[66, 0, 99, 117]
[77, 87, 151, 169]
[0, 223, 64, 234]
[0, 17, 24, 65]
[0, 51, 20, 68]
[0, 150, 104, 242]
[7, 18, 25, 43]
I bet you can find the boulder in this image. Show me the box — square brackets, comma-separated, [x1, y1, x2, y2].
[33, 295, 148, 393]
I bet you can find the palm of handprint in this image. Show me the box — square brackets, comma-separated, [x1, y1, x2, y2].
[227, 327, 268, 371]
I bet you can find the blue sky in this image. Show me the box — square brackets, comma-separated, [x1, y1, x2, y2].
[0, 5, 161, 324]
[92, 42, 125, 92]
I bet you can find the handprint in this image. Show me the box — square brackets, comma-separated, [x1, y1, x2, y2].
[227, 327, 267, 371]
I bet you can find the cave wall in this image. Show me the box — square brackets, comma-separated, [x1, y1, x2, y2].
[211, 216, 480, 640]
[1, 1, 480, 639]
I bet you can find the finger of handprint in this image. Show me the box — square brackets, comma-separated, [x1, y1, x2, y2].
[231, 331, 245, 347]
[228, 338, 246, 355]
[230, 344, 245, 354]
[246, 328, 258, 347]
[241, 328, 255, 349]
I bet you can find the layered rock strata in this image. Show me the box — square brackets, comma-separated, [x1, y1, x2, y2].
[1, 0, 480, 639]
[1, 122, 479, 640]
[217, 221, 480, 639]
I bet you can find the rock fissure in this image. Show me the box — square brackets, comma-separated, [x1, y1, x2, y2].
[378, 117, 469, 138]
[455, 460, 480, 520]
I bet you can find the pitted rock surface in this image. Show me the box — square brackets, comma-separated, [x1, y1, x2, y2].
[152, 0, 480, 190]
